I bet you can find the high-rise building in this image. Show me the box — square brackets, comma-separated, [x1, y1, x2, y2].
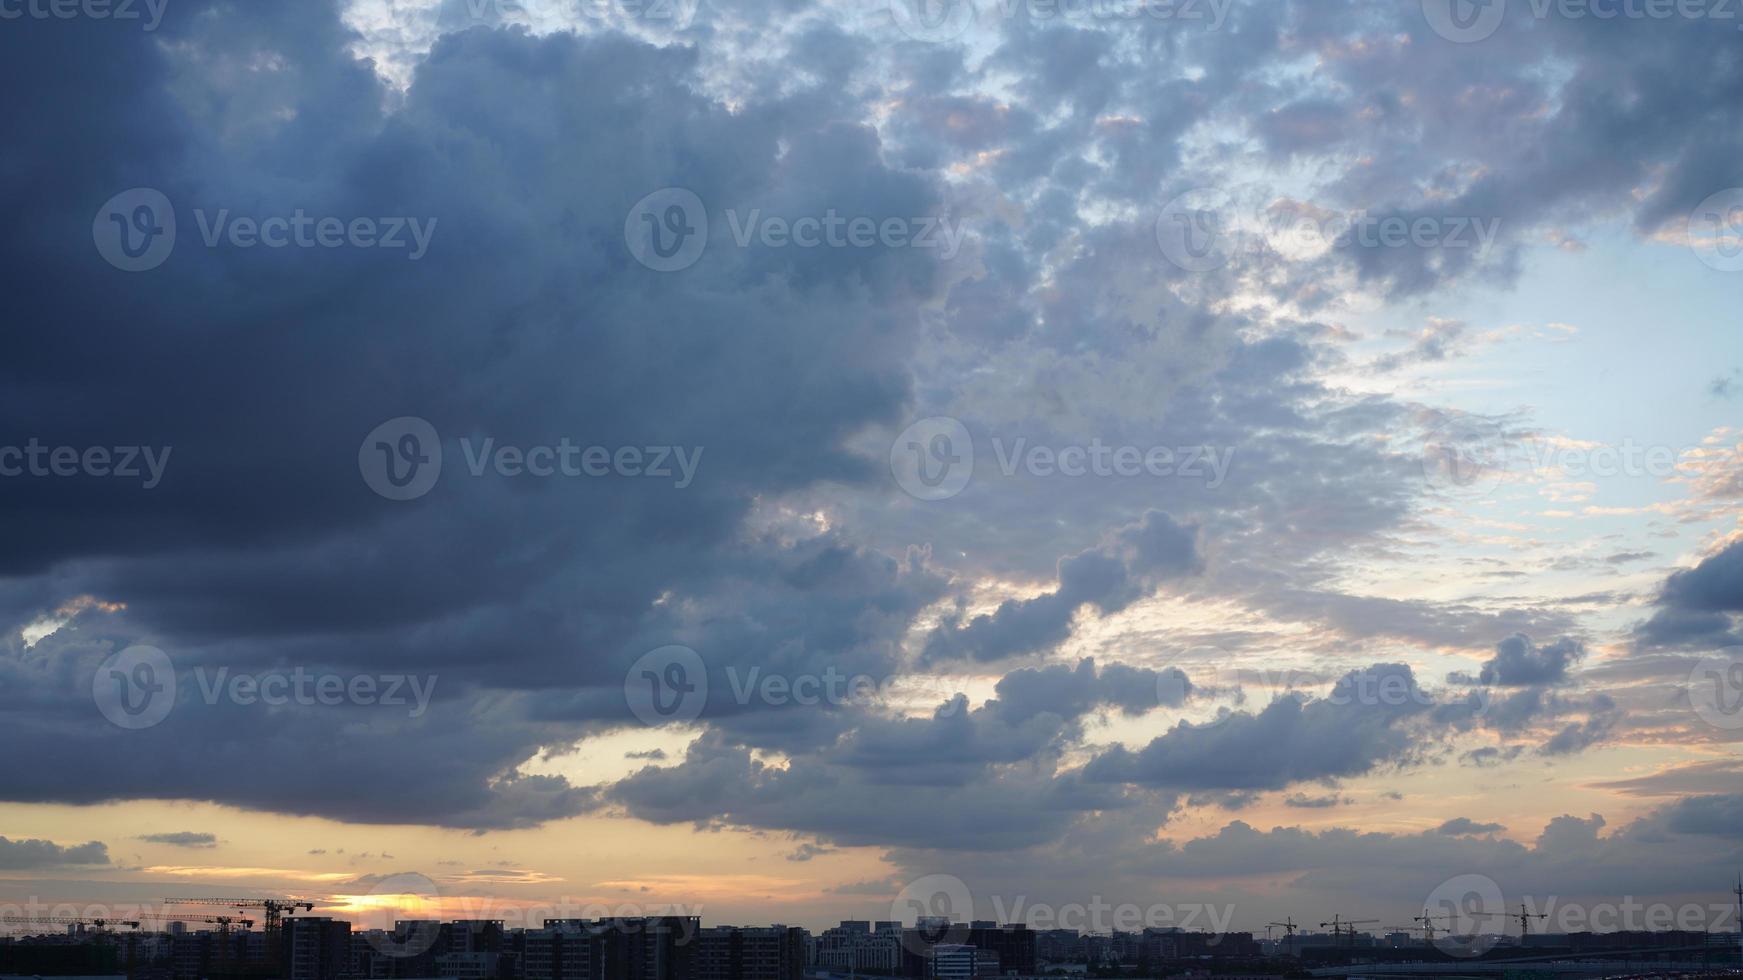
[695, 926, 806, 980]
[966, 924, 1033, 975]
[282, 917, 352, 980]
[929, 944, 997, 980]
[523, 924, 596, 980]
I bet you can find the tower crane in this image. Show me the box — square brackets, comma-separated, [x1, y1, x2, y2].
[1512, 903, 1547, 938]
[1267, 918, 1300, 955]
[0, 915, 140, 933]
[163, 898, 310, 940]
[1319, 915, 1379, 947]
[1413, 910, 1451, 943]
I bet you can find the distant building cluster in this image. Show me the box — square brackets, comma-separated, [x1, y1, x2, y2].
[2, 914, 1739, 980]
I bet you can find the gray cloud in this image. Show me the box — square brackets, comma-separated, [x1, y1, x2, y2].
[137, 832, 218, 848]
[0, 837, 109, 870]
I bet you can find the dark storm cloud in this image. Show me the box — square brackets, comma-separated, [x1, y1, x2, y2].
[882, 797, 1741, 924]
[0, 837, 109, 870]
[1660, 794, 1743, 836]
[1636, 541, 1743, 648]
[137, 832, 218, 848]
[1477, 634, 1586, 687]
[988, 658, 1192, 724]
[0, 0, 954, 828]
[1436, 818, 1505, 836]
[1658, 540, 1743, 613]
[921, 511, 1199, 664]
[1082, 664, 1441, 791]
[0, 0, 1717, 858]
[1282, 792, 1347, 809]
[608, 731, 1118, 851]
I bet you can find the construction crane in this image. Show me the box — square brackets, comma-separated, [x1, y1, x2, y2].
[150, 914, 256, 931]
[1268, 918, 1301, 955]
[164, 898, 310, 939]
[1413, 911, 1451, 943]
[1320, 915, 1379, 947]
[1732, 873, 1743, 967]
[1512, 903, 1547, 938]
[0, 915, 141, 933]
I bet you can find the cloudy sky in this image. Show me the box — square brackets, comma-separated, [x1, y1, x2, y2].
[2, 0, 1741, 940]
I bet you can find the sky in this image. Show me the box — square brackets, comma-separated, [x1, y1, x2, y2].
[1, 0, 1742, 943]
